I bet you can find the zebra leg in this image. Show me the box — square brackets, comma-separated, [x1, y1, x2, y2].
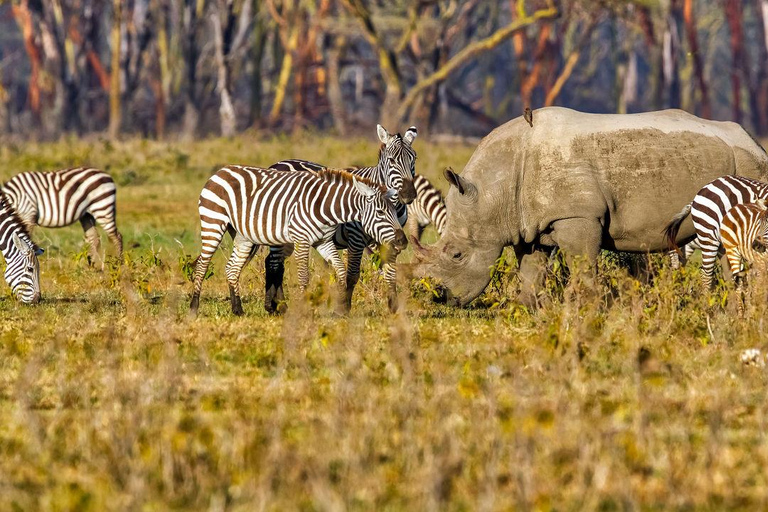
[90, 205, 123, 264]
[382, 249, 401, 313]
[294, 241, 312, 293]
[344, 235, 368, 311]
[668, 250, 680, 270]
[190, 222, 228, 316]
[344, 246, 364, 310]
[315, 239, 348, 313]
[79, 213, 103, 268]
[699, 244, 720, 289]
[225, 234, 255, 316]
[265, 246, 287, 315]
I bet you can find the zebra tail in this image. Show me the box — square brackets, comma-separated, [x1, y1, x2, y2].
[663, 203, 692, 254]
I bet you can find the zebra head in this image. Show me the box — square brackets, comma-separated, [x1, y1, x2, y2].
[3, 232, 43, 304]
[376, 124, 418, 205]
[353, 178, 408, 252]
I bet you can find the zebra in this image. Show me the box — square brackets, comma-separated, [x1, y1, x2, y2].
[189, 165, 407, 316]
[1, 167, 123, 267]
[0, 191, 43, 304]
[665, 175, 768, 287]
[720, 200, 768, 312]
[262, 124, 419, 314]
[405, 174, 446, 242]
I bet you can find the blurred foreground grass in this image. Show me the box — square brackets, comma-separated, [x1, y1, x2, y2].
[0, 135, 767, 510]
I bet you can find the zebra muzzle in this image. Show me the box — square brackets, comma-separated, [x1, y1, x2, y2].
[398, 180, 417, 204]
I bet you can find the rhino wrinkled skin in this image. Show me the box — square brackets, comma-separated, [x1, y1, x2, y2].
[417, 107, 768, 306]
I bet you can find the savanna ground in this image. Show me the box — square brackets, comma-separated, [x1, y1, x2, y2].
[1, 135, 768, 511]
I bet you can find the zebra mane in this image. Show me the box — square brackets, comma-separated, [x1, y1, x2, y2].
[0, 189, 33, 240]
[315, 168, 387, 194]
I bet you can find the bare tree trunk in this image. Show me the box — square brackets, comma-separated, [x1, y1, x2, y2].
[638, 6, 663, 110]
[725, 0, 744, 125]
[249, 7, 267, 127]
[11, 0, 42, 127]
[545, 14, 599, 107]
[212, 3, 236, 137]
[326, 35, 347, 136]
[663, 1, 682, 109]
[109, 0, 122, 140]
[683, 0, 711, 118]
[181, 0, 202, 140]
[752, 0, 768, 135]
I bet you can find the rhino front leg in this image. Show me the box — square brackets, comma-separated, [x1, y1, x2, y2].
[514, 246, 548, 309]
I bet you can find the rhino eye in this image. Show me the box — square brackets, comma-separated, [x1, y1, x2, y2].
[452, 252, 462, 260]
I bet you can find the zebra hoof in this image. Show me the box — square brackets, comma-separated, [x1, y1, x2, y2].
[189, 296, 200, 317]
[231, 300, 244, 316]
[388, 295, 399, 313]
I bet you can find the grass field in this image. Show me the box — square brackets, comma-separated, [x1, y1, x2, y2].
[1, 135, 768, 510]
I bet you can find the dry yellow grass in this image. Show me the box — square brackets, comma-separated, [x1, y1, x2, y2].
[0, 136, 767, 510]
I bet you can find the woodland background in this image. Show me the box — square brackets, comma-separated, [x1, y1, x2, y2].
[0, 0, 766, 140]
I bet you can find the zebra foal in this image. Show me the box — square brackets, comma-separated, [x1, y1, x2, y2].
[406, 174, 447, 241]
[190, 166, 407, 316]
[720, 200, 768, 312]
[1, 167, 123, 267]
[665, 175, 768, 287]
[0, 192, 43, 304]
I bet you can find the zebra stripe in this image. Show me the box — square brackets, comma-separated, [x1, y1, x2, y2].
[0, 192, 42, 304]
[190, 166, 406, 316]
[406, 174, 446, 241]
[665, 175, 768, 287]
[1, 167, 123, 266]
[262, 125, 419, 313]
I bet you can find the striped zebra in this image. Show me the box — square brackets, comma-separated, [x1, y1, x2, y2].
[0, 191, 43, 304]
[406, 174, 446, 241]
[262, 124, 419, 313]
[665, 175, 768, 287]
[1, 167, 123, 267]
[189, 166, 406, 316]
[720, 200, 768, 312]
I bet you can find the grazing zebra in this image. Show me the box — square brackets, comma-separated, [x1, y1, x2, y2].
[665, 175, 768, 287]
[262, 124, 419, 314]
[189, 165, 407, 316]
[720, 200, 768, 312]
[1, 167, 123, 266]
[406, 174, 446, 241]
[0, 192, 43, 304]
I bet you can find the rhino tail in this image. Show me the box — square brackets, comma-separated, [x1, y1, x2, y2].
[663, 203, 693, 254]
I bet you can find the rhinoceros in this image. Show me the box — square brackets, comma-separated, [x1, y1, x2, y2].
[413, 107, 768, 306]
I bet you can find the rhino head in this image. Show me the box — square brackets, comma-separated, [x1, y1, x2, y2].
[412, 167, 506, 306]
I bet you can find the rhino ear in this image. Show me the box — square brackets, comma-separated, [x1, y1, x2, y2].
[443, 167, 476, 197]
[377, 124, 390, 144]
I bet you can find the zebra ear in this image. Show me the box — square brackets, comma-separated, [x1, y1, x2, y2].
[353, 178, 376, 198]
[377, 124, 390, 144]
[11, 233, 31, 255]
[404, 126, 418, 144]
